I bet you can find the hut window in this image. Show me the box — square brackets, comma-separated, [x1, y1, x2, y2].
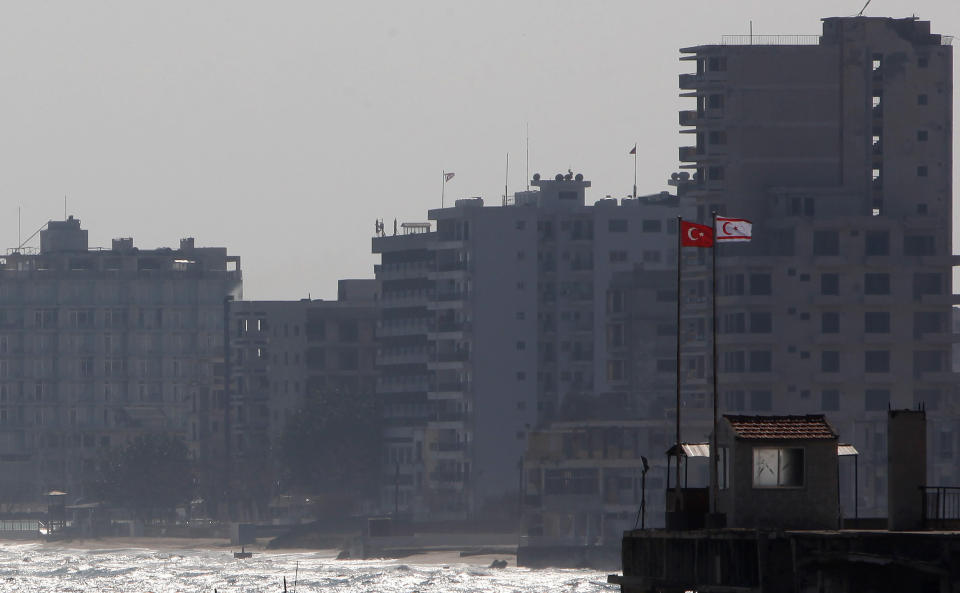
[752, 447, 804, 488]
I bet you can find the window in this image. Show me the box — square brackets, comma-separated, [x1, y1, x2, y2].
[515, 341, 526, 351]
[708, 130, 727, 145]
[821, 312, 840, 334]
[918, 56, 929, 68]
[865, 389, 890, 411]
[724, 351, 745, 372]
[864, 273, 890, 295]
[515, 220, 526, 230]
[914, 350, 944, 375]
[865, 231, 889, 256]
[338, 321, 359, 342]
[904, 235, 935, 256]
[820, 273, 839, 296]
[708, 166, 725, 181]
[725, 390, 745, 410]
[608, 219, 628, 232]
[642, 250, 661, 263]
[642, 219, 662, 233]
[753, 447, 803, 487]
[821, 351, 839, 373]
[708, 56, 727, 71]
[656, 359, 676, 373]
[918, 94, 928, 105]
[918, 130, 928, 141]
[750, 390, 772, 411]
[914, 311, 944, 335]
[864, 312, 890, 333]
[749, 312, 772, 333]
[725, 274, 745, 296]
[913, 273, 942, 298]
[865, 350, 890, 373]
[749, 274, 771, 296]
[822, 390, 840, 411]
[606, 361, 624, 382]
[813, 230, 839, 256]
[917, 165, 928, 177]
[609, 250, 627, 263]
[725, 313, 745, 334]
[749, 351, 772, 372]
[707, 94, 724, 108]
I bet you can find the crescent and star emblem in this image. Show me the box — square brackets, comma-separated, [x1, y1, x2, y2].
[722, 221, 743, 236]
[687, 227, 703, 241]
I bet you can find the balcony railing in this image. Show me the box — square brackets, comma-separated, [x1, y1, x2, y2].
[437, 352, 469, 363]
[921, 486, 960, 528]
[719, 34, 820, 46]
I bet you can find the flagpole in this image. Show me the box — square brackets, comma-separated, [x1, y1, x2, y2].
[710, 210, 719, 515]
[441, 171, 445, 208]
[633, 145, 638, 198]
[675, 215, 683, 515]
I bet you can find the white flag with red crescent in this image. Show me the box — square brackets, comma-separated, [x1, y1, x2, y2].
[715, 217, 752, 242]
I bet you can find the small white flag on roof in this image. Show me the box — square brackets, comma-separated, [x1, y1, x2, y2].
[443, 172, 455, 182]
[715, 216, 752, 242]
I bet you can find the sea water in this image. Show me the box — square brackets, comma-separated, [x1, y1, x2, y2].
[0, 543, 614, 592]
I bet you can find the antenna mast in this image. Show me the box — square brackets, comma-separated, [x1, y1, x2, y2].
[504, 153, 509, 206]
[525, 123, 530, 191]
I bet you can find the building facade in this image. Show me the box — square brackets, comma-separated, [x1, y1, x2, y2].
[678, 16, 956, 516]
[373, 176, 680, 519]
[0, 217, 241, 503]
[227, 280, 379, 519]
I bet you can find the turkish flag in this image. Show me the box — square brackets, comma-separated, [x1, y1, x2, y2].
[680, 220, 714, 247]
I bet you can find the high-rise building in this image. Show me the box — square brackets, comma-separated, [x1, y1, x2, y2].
[227, 280, 379, 519]
[0, 217, 241, 502]
[373, 176, 680, 519]
[677, 16, 955, 516]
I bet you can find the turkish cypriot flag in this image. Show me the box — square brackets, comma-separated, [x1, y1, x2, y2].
[715, 217, 752, 242]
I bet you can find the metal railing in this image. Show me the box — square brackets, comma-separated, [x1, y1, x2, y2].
[720, 35, 821, 46]
[921, 486, 960, 527]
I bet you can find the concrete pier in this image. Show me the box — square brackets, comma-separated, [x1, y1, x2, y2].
[609, 528, 960, 593]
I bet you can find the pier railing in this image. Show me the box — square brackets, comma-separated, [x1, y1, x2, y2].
[920, 486, 960, 528]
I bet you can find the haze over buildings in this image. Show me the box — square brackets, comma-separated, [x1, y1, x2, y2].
[2, 2, 957, 300]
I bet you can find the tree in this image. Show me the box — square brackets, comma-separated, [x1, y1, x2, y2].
[279, 388, 381, 515]
[94, 433, 194, 521]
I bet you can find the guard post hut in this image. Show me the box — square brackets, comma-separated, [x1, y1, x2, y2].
[715, 414, 838, 530]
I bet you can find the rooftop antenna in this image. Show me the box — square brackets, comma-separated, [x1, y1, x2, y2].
[857, 0, 871, 16]
[525, 122, 530, 191]
[503, 152, 509, 206]
[64, 195, 67, 219]
[749, 20, 753, 45]
[17, 206, 21, 251]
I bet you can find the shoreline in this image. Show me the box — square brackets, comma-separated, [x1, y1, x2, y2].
[0, 537, 523, 568]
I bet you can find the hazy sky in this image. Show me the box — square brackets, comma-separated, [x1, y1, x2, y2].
[1, 1, 957, 300]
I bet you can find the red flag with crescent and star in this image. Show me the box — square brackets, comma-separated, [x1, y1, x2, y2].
[680, 220, 714, 247]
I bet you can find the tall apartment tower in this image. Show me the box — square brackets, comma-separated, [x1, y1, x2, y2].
[374, 176, 680, 519]
[678, 17, 955, 516]
[227, 280, 378, 518]
[0, 218, 241, 502]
